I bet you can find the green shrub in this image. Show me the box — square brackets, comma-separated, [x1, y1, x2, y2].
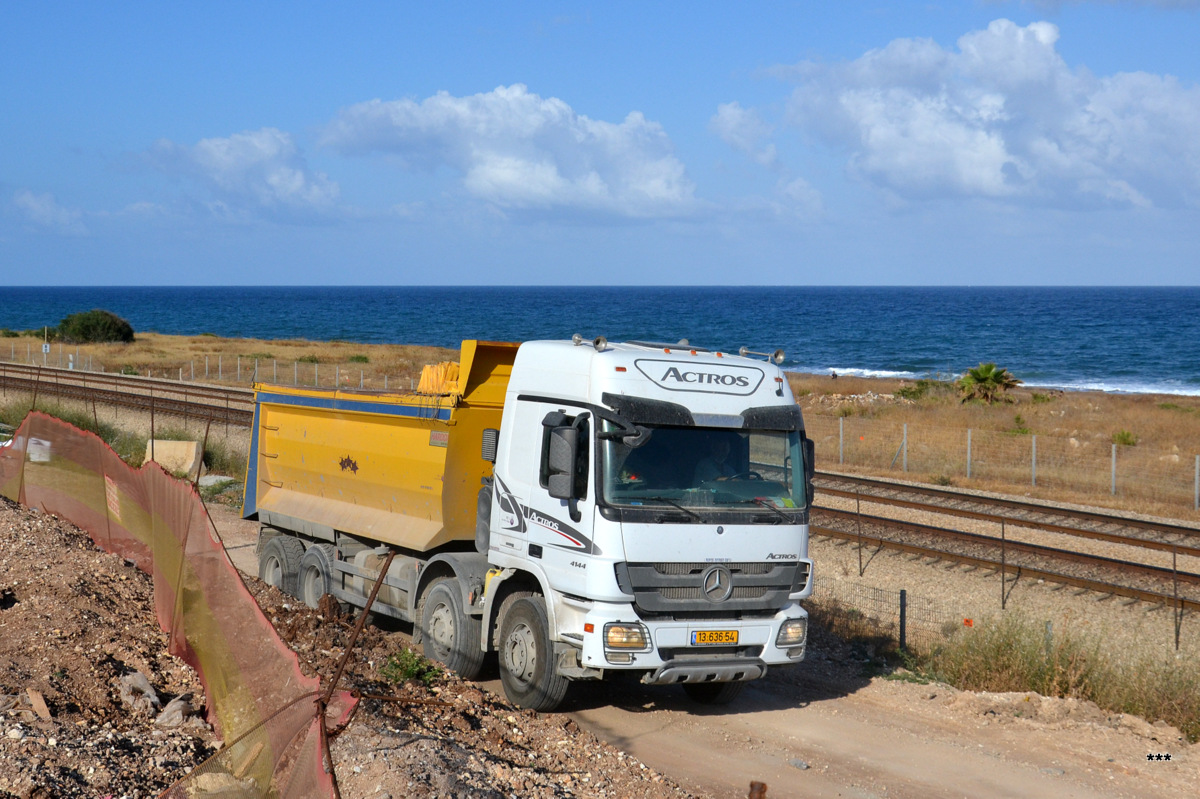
[57, 309, 135, 344]
[347, 354, 370, 364]
[245, 352, 274, 360]
[1112, 430, 1137, 446]
[895, 379, 945, 402]
[119, 365, 139, 376]
[297, 355, 320, 364]
[1008, 414, 1031, 435]
[380, 648, 442, 686]
[1031, 393, 1054, 404]
[0, 329, 19, 338]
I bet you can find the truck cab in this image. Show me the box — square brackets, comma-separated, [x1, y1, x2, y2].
[482, 338, 813, 708]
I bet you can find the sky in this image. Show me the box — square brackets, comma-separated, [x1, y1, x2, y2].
[2, 1, 1199, 286]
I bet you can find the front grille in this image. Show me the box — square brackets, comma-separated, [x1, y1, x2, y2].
[615, 561, 808, 617]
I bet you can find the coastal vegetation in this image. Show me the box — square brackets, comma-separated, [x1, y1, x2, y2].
[812, 598, 1200, 742]
[57, 309, 135, 344]
[955, 362, 1022, 404]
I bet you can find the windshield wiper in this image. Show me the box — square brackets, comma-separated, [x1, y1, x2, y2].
[638, 496, 702, 522]
[734, 497, 791, 523]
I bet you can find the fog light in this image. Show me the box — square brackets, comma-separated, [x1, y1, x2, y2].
[776, 618, 807, 648]
[605, 652, 634, 665]
[604, 622, 650, 651]
[787, 646, 806, 660]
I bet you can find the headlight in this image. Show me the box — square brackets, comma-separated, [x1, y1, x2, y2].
[775, 618, 807, 648]
[604, 622, 651, 651]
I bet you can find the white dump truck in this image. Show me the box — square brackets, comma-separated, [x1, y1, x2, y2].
[244, 337, 814, 710]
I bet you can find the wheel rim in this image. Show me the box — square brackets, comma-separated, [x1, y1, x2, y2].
[301, 565, 321, 605]
[264, 556, 283, 588]
[504, 622, 537, 686]
[428, 601, 454, 656]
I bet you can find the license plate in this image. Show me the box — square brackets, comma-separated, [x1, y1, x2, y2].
[691, 629, 738, 646]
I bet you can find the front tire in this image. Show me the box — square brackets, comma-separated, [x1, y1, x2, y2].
[420, 580, 486, 680]
[498, 596, 568, 712]
[259, 536, 304, 597]
[682, 681, 746, 705]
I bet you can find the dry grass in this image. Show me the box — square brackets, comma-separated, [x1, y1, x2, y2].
[917, 611, 1200, 742]
[788, 372, 1200, 521]
[3, 332, 456, 390]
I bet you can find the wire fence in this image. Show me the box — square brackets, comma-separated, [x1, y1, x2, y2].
[808, 414, 1200, 512]
[811, 579, 967, 654]
[1, 342, 421, 392]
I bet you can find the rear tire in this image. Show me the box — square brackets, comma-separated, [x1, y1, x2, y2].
[498, 596, 568, 712]
[298, 543, 338, 609]
[682, 681, 746, 705]
[259, 536, 304, 597]
[420, 580, 486, 680]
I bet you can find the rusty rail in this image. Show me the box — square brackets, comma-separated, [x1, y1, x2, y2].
[0, 362, 253, 426]
[816, 471, 1200, 555]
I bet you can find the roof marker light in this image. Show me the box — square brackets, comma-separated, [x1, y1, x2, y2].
[615, 366, 627, 372]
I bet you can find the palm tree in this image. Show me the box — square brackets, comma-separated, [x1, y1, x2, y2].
[956, 362, 1022, 404]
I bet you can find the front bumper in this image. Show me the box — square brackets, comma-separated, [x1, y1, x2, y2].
[575, 601, 808, 676]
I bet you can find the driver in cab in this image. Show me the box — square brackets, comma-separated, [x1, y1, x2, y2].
[694, 435, 739, 484]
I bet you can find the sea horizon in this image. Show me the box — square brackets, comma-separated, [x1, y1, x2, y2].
[5, 286, 1200, 397]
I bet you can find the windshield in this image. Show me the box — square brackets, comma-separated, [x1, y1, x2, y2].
[600, 422, 807, 515]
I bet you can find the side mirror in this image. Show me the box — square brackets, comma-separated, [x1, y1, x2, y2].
[547, 426, 578, 500]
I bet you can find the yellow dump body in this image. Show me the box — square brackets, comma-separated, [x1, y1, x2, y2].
[242, 341, 518, 553]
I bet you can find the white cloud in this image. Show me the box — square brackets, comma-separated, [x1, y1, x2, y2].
[148, 128, 339, 219]
[710, 102, 778, 168]
[12, 190, 86, 234]
[782, 19, 1200, 208]
[322, 84, 696, 218]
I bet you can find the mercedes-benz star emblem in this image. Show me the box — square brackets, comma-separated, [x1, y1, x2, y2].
[701, 565, 734, 603]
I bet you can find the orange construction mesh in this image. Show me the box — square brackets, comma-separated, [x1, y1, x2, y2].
[0, 412, 355, 797]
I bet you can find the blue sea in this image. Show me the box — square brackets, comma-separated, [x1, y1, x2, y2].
[5, 286, 1200, 396]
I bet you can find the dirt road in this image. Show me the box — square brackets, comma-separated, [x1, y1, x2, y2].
[210, 505, 1195, 799]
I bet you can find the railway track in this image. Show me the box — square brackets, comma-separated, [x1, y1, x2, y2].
[813, 472, 1200, 612]
[816, 471, 1200, 554]
[0, 362, 253, 426]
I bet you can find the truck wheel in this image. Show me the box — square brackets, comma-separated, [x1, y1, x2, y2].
[682, 681, 746, 705]
[298, 544, 338, 609]
[259, 536, 304, 597]
[420, 580, 486, 680]
[498, 596, 568, 712]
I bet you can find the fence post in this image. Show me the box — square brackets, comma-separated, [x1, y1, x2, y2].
[903, 424, 908, 472]
[384, 375, 388, 390]
[360, 370, 363, 389]
[1000, 520, 1007, 610]
[1112, 444, 1117, 495]
[205, 355, 209, 378]
[314, 363, 318, 387]
[336, 365, 340, 387]
[839, 417, 844, 465]
[899, 589, 907, 652]
[218, 355, 222, 380]
[967, 429, 972, 479]
[1031, 435, 1037, 487]
[273, 359, 277, 383]
[294, 361, 298, 386]
[237, 356, 241, 382]
[1194, 455, 1198, 511]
